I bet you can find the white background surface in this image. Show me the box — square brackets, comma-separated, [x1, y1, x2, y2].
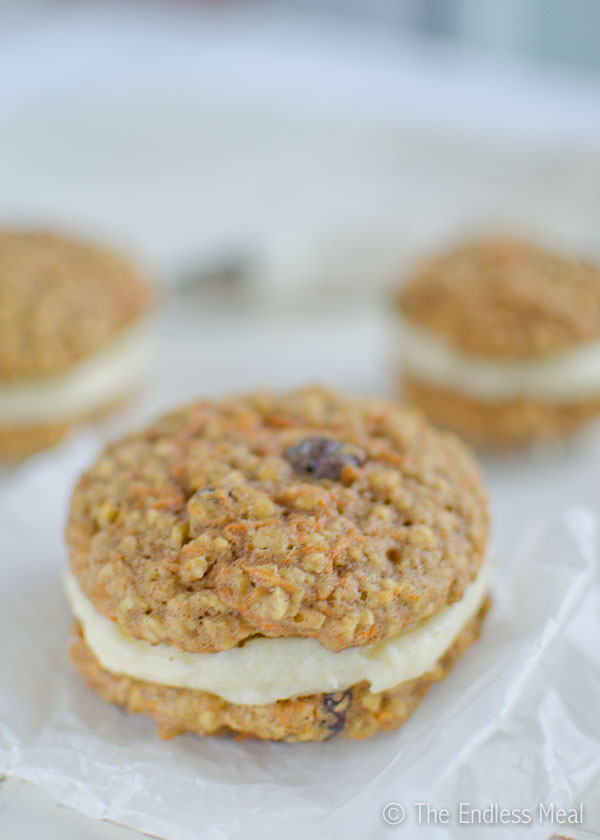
[1, 1, 600, 297]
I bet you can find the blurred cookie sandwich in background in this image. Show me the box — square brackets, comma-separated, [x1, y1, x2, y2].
[0, 230, 153, 457]
[395, 237, 600, 447]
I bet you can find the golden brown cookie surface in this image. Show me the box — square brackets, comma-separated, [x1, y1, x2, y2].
[66, 387, 488, 654]
[0, 230, 151, 380]
[398, 237, 600, 359]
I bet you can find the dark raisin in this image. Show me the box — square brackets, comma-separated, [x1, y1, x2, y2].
[322, 689, 353, 736]
[284, 437, 365, 481]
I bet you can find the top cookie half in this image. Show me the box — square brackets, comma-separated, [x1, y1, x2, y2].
[66, 388, 489, 654]
[398, 237, 600, 359]
[0, 230, 151, 381]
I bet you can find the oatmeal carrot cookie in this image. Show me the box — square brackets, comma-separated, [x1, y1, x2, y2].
[395, 237, 600, 447]
[0, 229, 152, 457]
[65, 387, 491, 741]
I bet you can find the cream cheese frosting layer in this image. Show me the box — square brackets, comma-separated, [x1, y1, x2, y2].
[64, 558, 492, 706]
[399, 320, 600, 403]
[0, 320, 151, 424]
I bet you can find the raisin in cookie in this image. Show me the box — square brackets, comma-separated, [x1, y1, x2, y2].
[65, 387, 491, 741]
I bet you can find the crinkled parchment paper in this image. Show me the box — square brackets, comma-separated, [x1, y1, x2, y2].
[1, 429, 600, 840]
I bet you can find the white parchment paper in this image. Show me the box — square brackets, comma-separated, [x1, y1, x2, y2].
[1, 429, 600, 840]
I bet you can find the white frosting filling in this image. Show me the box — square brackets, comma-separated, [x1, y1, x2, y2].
[0, 320, 151, 424]
[64, 558, 492, 705]
[399, 320, 600, 403]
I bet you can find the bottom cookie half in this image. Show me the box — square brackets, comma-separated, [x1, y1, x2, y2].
[403, 377, 600, 448]
[0, 393, 135, 459]
[0, 419, 74, 459]
[69, 599, 490, 743]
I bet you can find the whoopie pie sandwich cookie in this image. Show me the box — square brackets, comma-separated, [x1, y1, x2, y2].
[396, 237, 600, 447]
[65, 387, 491, 742]
[0, 230, 152, 457]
